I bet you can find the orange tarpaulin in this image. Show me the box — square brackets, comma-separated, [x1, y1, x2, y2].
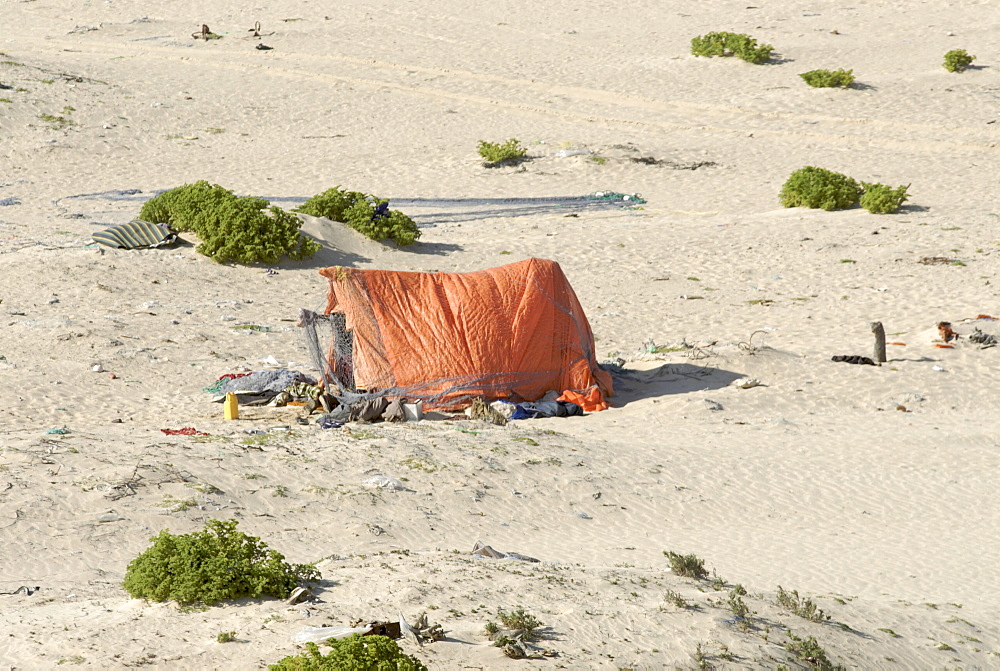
[319, 258, 612, 410]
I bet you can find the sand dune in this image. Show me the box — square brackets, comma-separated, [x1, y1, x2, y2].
[1, 0, 998, 668]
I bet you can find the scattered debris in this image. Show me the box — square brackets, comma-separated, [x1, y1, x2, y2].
[969, 328, 997, 348]
[160, 427, 209, 436]
[362, 475, 412, 492]
[831, 355, 876, 366]
[471, 540, 540, 563]
[937, 321, 958, 342]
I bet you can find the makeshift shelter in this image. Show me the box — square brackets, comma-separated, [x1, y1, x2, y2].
[304, 258, 613, 411]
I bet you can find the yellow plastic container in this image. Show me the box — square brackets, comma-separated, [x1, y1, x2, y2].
[224, 392, 239, 420]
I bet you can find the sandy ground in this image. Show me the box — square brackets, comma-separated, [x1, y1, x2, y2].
[1, 0, 999, 668]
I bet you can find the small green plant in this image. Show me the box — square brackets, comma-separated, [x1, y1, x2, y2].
[691, 32, 773, 64]
[860, 182, 909, 214]
[664, 551, 708, 579]
[779, 166, 861, 211]
[785, 632, 843, 670]
[217, 631, 236, 643]
[877, 627, 900, 638]
[727, 587, 753, 631]
[122, 519, 319, 605]
[709, 571, 727, 591]
[268, 636, 428, 671]
[477, 138, 527, 165]
[484, 606, 544, 645]
[800, 68, 855, 88]
[139, 181, 321, 264]
[37, 113, 74, 129]
[943, 49, 976, 73]
[775, 586, 830, 622]
[294, 187, 420, 246]
[664, 588, 688, 608]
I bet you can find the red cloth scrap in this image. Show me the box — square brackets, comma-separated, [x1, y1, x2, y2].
[160, 427, 209, 436]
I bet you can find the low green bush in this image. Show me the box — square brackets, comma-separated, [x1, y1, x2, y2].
[139, 181, 320, 264]
[477, 138, 527, 165]
[860, 182, 909, 214]
[779, 166, 861, 211]
[943, 49, 975, 73]
[785, 632, 843, 671]
[294, 186, 369, 222]
[691, 32, 773, 64]
[122, 519, 319, 605]
[664, 551, 708, 579]
[269, 636, 428, 671]
[799, 68, 855, 88]
[295, 187, 420, 246]
[344, 198, 421, 246]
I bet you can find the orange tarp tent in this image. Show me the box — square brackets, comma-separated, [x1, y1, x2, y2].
[318, 258, 613, 410]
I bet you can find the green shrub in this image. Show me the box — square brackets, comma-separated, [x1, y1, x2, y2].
[269, 636, 427, 671]
[139, 181, 320, 264]
[487, 607, 543, 643]
[664, 551, 708, 579]
[779, 166, 861, 211]
[799, 68, 855, 88]
[344, 198, 420, 246]
[122, 519, 319, 605]
[691, 32, 773, 64]
[943, 49, 975, 73]
[860, 182, 909, 214]
[477, 138, 527, 165]
[775, 586, 830, 622]
[295, 187, 420, 246]
[294, 186, 370, 222]
[785, 632, 843, 670]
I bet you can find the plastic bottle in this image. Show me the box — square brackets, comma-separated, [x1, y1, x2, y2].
[224, 392, 239, 420]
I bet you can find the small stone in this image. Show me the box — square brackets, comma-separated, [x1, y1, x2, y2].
[92, 364, 104, 372]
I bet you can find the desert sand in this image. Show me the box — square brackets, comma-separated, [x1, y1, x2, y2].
[1, 0, 999, 668]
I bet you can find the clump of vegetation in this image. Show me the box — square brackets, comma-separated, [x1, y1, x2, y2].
[139, 181, 321, 264]
[477, 138, 528, 166]
[727, 585, 754, 631]
[122, 519, 319, 605]
[269, 636, 427, 671]
[800, 68, 855, 88]
[484, 607, 544, 645]
[690, 32, 773, 64]
[860, 182, 909, 214]
[943, 49, 976, 73]
[664, 551, 708, 579]
[294, 186, 420, 246]
[775, 586, 831, 622]
[217, 631, 237, 643]
[295, 186, 369, 222]
[779, 166, 862, 211]
[785, 632, 843, 670]
[37, 113, 75, 129]
[664, 588, 689, 609]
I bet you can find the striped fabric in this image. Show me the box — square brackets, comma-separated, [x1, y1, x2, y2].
[92, 220, 176, 249]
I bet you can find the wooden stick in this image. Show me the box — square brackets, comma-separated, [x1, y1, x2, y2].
[871, 321, 886, 364]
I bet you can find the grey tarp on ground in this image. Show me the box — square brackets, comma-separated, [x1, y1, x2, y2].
[92, 219, 176, 249]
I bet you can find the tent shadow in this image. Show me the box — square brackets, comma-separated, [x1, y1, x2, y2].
[609, 363, 745, 407]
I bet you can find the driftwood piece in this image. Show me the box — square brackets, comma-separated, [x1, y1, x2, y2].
[871, 321, 886, 364]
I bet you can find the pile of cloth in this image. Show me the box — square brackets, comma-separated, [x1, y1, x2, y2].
[209, 369, 336, 414]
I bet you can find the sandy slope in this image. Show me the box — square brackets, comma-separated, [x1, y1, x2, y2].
[1, 0, 999, 668]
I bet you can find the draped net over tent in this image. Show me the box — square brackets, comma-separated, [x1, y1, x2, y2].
[303, 258, 613, 411]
